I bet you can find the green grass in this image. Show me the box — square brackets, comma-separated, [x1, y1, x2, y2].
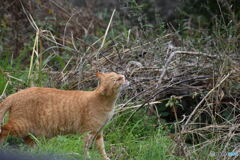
[0, 49, 181, 160]
[24, 128, 180, 160]
[0, 72, 6, 94]
[28, 135, 102, 160]
[1, 3, 238, 159]
[1, 110, 182, 160]
[1, 129, 180, 160]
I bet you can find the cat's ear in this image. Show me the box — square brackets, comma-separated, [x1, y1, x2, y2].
[96, 72, 104, 78]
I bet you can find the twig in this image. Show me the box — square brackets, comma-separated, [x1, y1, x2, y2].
[96, 9, 116, 59]
[183, 72, 232, 129]
[158, 49, 216, 85]
[0, 81, 9, 100]
[115, 101, 163, 114]
[122, 76, 209, 128]
[63, 10, 82, 46]
[175, 51, 217, 58]
[158, 50, 176, 84]
[7, 75, 24, 83]
[21, 1, 40, 85]
[180, 124, 240, 134]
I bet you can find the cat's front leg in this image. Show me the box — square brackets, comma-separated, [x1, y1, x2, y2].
[95, 131, 110, 160]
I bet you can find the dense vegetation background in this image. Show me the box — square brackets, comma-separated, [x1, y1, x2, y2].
[0, 0, 239, 159]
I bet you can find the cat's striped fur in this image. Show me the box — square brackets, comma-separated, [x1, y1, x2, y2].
[0, 72, 127, 160]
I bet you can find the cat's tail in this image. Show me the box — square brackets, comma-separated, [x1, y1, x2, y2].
[0, 101, 11, 133]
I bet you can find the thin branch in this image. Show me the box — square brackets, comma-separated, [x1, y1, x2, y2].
[183, 72, 232, 129]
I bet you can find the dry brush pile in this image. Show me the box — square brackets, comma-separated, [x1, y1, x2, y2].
[1, 0, 240, 159]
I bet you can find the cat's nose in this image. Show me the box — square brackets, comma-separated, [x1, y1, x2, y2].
[120, 75, 125, 81]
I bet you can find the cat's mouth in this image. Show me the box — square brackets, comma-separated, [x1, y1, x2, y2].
[121, 80, 129, 89]
[119, 75, 129, 90]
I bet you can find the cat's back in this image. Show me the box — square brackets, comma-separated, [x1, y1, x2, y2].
[5, 87, 91, 136]
[7, 87, 84, 100]
[5, 87, 90, 112]
[14, 87, 75, 96]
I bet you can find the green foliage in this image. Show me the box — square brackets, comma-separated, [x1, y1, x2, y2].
[179, 0, 240, 28]
[166, 96, 183, 109]
[0, 71, 6, 94]
[121, 0, 157, 30]
[99, 110, 179, 159]
[0, 0, 239, 159]
[134, 131, 180, 160]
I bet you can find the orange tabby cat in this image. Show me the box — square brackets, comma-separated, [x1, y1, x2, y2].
[0, 72, 127, 160]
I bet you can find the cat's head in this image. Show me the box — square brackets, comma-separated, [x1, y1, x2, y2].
[96, 72, 128, 96]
